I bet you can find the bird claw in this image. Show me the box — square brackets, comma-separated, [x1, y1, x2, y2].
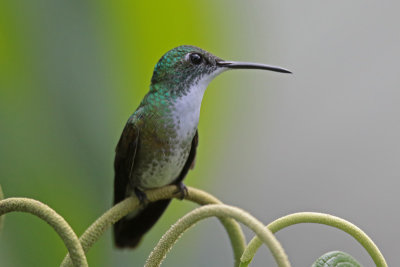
[174, 182, 188, 200]
[134, 187, 148, 204]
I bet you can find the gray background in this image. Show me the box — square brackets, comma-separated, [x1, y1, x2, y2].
[200, 1, 399, 266]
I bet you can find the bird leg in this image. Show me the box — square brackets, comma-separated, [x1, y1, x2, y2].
[174, 182, 188, 200]
[134, 187, 148, 204]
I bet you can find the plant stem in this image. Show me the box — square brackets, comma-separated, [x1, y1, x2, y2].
[240, 212, 387, 267]
[145, 204, 290, 267]
[186, 187, 246, 267]
[61, 185, 246, 267]
[0, 185, 4, 235]
[0, 197, 87, 267]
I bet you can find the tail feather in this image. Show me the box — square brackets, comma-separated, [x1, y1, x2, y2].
[113, 199, 171, 248]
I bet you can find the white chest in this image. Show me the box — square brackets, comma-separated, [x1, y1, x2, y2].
[171, 81, 207, 138]
[138, 73, 225, 189]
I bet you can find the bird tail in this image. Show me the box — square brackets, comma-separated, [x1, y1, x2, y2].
[113, 199, 172, 248]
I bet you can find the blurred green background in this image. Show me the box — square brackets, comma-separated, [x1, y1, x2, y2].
[1, 1, 399, 266]
[0, 1, 246, 266]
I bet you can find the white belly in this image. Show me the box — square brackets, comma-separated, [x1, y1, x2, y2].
[138, 146, 191, 189]
[137, 74, 221, 189]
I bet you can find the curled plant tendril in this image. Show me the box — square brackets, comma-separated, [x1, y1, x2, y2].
[145, 204, 290, 267]
[240, 212, 387, 267]
[61, 186, 246, 267]
[0, 184, 387, 267]
[312, 251, 361, 267]
[0, 185, 4, 235]
[0, 196, 87, 267]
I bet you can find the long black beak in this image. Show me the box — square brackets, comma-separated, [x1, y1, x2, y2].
[216, 60, 291, 74]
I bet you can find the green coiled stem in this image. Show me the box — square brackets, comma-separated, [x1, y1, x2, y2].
[61, 185, 246, 267]
[0, 185, 4, 235]
[240, 212, 387, 267]
[0, 197, 87, 267]
[145, 204, 290, 267]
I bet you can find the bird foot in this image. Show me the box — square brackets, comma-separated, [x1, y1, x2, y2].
[134, 187, 148, 204]
[174, 182, 188, 200]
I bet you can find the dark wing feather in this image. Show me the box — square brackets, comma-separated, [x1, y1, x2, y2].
[113, 122, 139, 205]
[174, 130, 198, 184]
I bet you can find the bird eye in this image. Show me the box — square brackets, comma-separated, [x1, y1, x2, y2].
[189, 53, 202, 65]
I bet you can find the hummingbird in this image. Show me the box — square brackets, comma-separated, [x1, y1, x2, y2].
[113, 45, 291, 248]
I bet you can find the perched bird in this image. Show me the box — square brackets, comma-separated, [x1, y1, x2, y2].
[113, 45, 291, 248]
